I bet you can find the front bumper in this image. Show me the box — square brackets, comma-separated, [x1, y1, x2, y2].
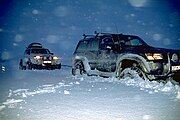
[31, 63, 61, 69]
[30, 59, 61, 69]
[146, 57, 180, 80]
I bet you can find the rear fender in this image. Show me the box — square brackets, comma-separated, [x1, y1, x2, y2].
[73, 56, 91, 72]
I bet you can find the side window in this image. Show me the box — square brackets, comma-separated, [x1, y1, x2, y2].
[100, 37, 114, 50]
[75, 40, 88, 52]
[87, 39, 99, 51]
[130, 39, 142, 46]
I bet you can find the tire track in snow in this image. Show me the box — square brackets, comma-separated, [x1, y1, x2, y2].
[0, 81, 77, 112]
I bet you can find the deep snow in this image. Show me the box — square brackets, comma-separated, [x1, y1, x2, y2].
[1, 0, 180, 119]
[0, 64, 180, 120]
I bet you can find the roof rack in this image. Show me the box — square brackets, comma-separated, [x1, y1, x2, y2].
[82, 31, 123, 39]
[100, 32, 112, 35]
[82, 31, 101, 39]
[101, 32, 123, 36]
[95, 31, 123, 37]
[27, 42, 43, 49]
[82, 34, 95, 39]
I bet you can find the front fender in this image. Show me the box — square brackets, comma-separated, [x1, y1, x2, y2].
[22, 57, 29, 66]
[116, 53, 151, 74]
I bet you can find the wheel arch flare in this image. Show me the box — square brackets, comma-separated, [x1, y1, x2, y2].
[73, 56, 91, 72]
[116, 53, 151, 77]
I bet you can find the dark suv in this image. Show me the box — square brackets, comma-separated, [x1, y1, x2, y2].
[72, 32, 180, 82]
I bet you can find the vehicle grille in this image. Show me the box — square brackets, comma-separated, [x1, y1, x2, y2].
[43, 56, 52, 60]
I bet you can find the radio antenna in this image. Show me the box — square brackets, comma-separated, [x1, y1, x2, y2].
[114, 23, 119, 33]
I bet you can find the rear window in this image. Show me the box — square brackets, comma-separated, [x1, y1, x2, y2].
[75, 40, 88, 52]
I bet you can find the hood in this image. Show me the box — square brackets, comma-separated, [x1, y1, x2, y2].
[120, 45, 180, 63]
[122, 45, 180, 54]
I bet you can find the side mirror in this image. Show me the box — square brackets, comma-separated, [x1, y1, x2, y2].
[50, 53, 54, 55]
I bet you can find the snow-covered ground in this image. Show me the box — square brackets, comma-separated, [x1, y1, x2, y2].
[0, 64, 180, 120]
[1, 0, 180, 120]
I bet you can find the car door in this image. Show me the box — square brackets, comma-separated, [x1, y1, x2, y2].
[98, 37, 117, 72]
[85, 39, 100, 70]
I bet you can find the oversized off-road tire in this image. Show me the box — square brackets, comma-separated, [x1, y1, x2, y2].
[119, 66, 147, 80]
[72, 61, 86, 75]
[19, 60, 26, 70]
[26, 62, 33, 70]
[58, 64, 61, 69]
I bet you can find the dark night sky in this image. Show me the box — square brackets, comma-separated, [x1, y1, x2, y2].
[0, 0, 180, 63]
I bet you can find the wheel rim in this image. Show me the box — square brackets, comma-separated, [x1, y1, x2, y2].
[26, 62, 32, 70]
[19, 63, 22, 70]
[74, 62, 85, 75]
[19, 60, 23, 70]
[120, 67, 147, 80]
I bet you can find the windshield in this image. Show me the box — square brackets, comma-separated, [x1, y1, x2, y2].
[31, 49, 50, 54]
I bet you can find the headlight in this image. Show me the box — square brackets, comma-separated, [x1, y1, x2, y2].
[145, 53, 163, 60]
[33, 56, 42, 60]
[53, 56, 59, 60]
